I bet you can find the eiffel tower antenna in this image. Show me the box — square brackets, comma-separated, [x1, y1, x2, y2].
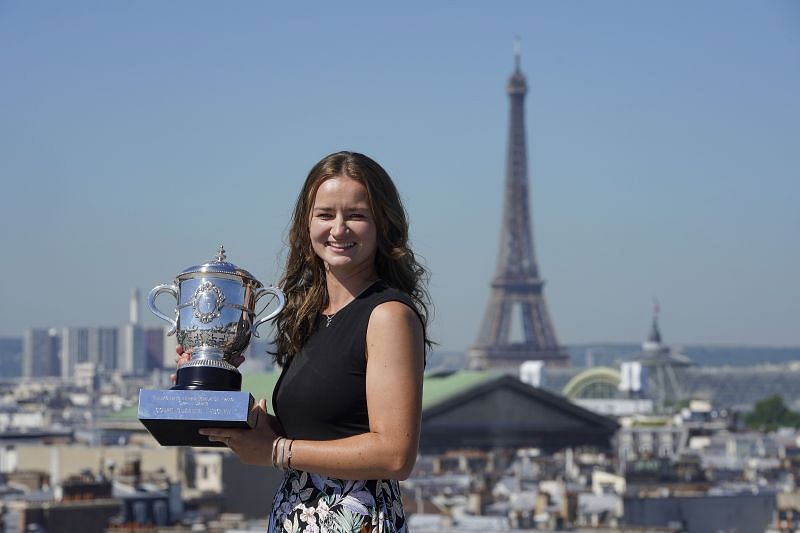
[468, 44, 569, 370]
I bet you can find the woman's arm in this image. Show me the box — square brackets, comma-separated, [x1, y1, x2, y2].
[202, 300, 424, 480]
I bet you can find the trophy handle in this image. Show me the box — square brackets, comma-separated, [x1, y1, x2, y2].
[148, 284, 179, 335]
[251, 286, 286, 338]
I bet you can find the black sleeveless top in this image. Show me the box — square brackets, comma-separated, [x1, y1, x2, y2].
[272, 281, 419, 441]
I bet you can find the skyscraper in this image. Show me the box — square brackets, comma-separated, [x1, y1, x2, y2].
[60, 327, 90, 378]
[23, 328, 60, 378]
[143, 327, 166, 371]
[88, 327, 118, 372]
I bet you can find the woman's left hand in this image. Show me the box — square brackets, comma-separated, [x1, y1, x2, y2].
[199, 398, 280, 466]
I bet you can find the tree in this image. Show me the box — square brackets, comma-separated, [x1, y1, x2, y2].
[744, 394, 800, 432]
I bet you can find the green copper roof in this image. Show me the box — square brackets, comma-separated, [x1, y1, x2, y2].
[421, 370, 498, 409]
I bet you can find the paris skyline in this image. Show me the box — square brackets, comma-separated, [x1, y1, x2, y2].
[1, 1, 798, 351]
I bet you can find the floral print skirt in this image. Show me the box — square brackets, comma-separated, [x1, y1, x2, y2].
[268, 469, 407, 533]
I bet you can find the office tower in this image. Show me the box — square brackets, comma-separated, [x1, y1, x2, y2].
[88, 327, 118, 372]
[60, 327, 90, 379]
[120, 325, 146, 374]
[143, 327, 165, 371]
[0, 338, 23, 378]
[23, 328, 60, 378]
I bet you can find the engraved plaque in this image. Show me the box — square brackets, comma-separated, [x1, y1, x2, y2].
[138, 389, 256, 447]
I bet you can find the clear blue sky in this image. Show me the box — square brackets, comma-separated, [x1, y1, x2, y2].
[1, 1, 798, 350]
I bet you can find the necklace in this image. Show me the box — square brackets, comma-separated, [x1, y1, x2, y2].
[322, 278, 380, 328]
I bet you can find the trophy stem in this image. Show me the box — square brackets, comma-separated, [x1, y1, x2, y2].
[191, 346, 227, 360]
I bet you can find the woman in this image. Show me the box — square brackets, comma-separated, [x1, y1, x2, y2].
[186, 151, 431, 532]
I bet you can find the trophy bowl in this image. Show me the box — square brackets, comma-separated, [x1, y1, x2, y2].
[138, 245, 285, 446]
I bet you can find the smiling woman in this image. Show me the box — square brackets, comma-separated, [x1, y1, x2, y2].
[309, 176, 378, 280]
[193, 151, 433, 532]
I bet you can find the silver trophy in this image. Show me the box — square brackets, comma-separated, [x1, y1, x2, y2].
[138, 246, 285, 446]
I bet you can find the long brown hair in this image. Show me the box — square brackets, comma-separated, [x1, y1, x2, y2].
[271, 151, 432, 365]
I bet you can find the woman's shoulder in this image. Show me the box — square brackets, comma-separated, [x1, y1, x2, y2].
[360, 281, 422, 324]
[360, 280, 415, 308]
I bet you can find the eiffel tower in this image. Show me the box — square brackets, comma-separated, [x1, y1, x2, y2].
[468, 46, 569, 370]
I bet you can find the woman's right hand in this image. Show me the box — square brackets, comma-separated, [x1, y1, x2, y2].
[170, 344, 192, 384]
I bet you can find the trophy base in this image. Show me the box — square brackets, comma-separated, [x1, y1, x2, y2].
[172, 363, 242, 391]
[138, 389, 255, 447]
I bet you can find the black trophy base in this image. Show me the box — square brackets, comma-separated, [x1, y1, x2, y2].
[171, 364, 242, 391]
[138, 365, 254, 447]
